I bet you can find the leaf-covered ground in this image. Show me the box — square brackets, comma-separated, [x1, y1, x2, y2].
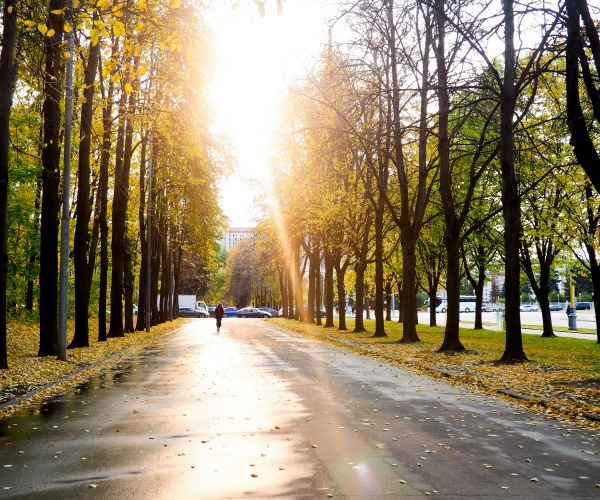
[2, 317, 600, 433]
[276, 318, 600, 432]
[0, 318, 183, 419]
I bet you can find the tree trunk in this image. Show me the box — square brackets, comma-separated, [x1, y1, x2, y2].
[398, 239, 420, 342]
[26, 175, 42, 311]
[373, 198, 387, 337]
[135, 135, 148, 331]
[435, 0, 464, 352]
[565, 0, 600, 193]
[0, 0, 19, 368]
[323, 250, 335, 328]
[428, 287, 437, 327]
[124, 236, 134, 332]
[396, 282, 403, 323]
[107, 90, 127, 337]
[151, 212, 160, 326]
[287, 262, 295, 319]
[315, 247, 322, 326]
[306, 246, 316, 324]
[389, 0, 429, 344]
[108, 68, 137, 336]
[473, 262, 486, 331]
[71, 32, 100, 349]
[499, 0, 527, 362]
[354, 263, 366, 333]
[335, 260, 347, 331]
[279, 267, 288, 319]
[385, 280, 392, 322]
[97, 52, 115, 342]
[590, 253, 600, 344]
[38, 0, 65, 356]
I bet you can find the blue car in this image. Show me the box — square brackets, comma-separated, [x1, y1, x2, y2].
[224, 307, 237, 318]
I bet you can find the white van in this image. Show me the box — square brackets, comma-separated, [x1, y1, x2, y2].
[196, 301, 209, 317]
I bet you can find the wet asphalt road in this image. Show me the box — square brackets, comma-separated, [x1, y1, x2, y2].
[1, 319, 599, 499]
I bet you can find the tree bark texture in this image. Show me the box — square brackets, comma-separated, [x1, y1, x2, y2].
[0, 0, 19, 368]
[38, 0, 66, 356]
[71, 33, 100, 348]
[499, 0, 527, 362]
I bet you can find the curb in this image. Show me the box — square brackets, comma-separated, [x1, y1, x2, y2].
[0, 326, 182, 416]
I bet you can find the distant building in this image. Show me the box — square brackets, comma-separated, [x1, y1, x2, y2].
[220, 227, 254, 251]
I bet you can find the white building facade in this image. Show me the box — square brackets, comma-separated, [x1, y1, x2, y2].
[220, 227, 254, 252]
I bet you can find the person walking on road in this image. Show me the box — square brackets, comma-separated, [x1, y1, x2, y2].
[215, 302, 224, 332]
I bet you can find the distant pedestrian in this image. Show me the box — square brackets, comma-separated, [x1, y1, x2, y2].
[566, 304, 571, 316]
[215, 303, 224, 332]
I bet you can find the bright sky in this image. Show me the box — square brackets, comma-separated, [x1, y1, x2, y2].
[208, 0, 336, 227]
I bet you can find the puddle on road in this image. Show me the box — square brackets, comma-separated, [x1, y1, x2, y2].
[0, 355, 153, 440]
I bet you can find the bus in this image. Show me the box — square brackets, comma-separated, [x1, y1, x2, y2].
[427, 296, 478, 313]
[459, 295, 477, 313]
[426, 297, 447, 313]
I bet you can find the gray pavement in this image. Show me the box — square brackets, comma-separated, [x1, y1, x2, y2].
[1, 318, 599, 498]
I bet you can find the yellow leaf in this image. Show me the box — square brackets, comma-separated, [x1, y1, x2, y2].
[7, 6, 13, 13]
[64, 22, 71, 33]
[46, 29, 56, 37]
[64, 51, 71, 60]
[24, 20, 36, 27]
[38, 24, 48, 35]
[171, 0, 181, 8]
[124, 82, 133, 93]
[51, 9, 64, 15]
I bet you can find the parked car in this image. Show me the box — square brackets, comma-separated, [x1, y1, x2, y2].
[236, 307, 271, 318]
[179, 307, 204, 318]
[258, 307, 280, 317]
[224, 307, 238, 318]
[576, 302, 592, 310]
[520, 304, 539, 312]
[549, 304, 564, 311]
[304, 306, 326, 318]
